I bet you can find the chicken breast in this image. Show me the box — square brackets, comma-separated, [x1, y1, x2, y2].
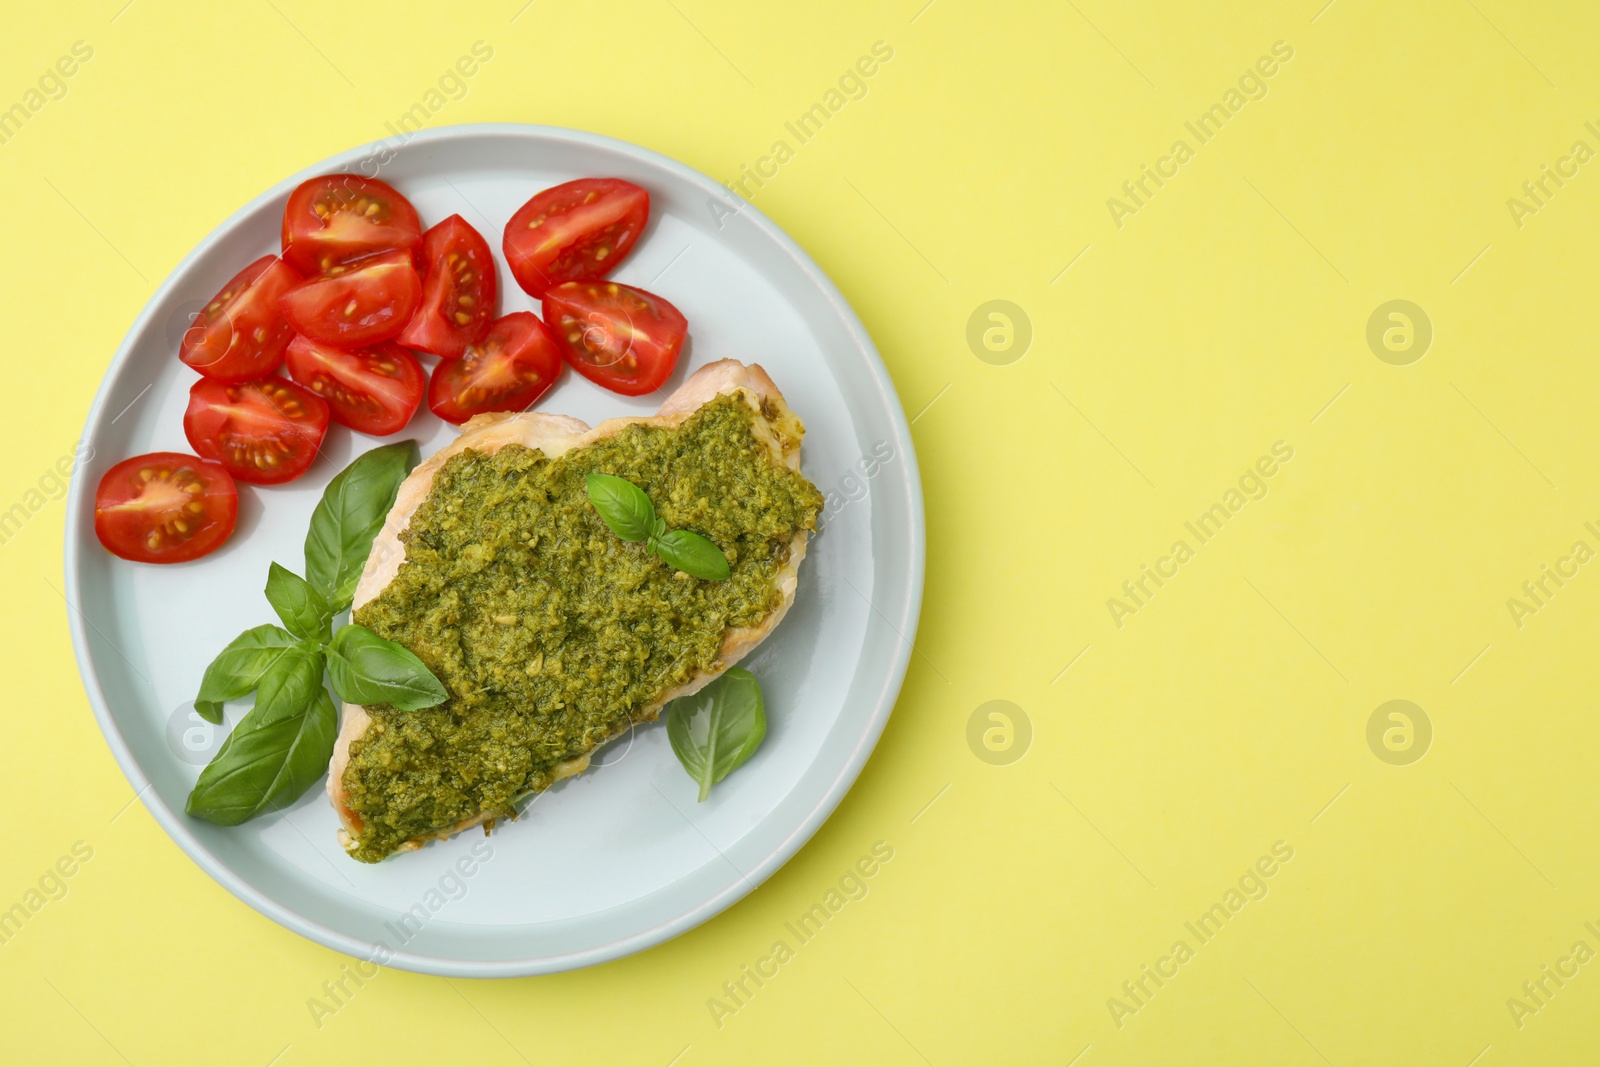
[327, 359, 815, 860]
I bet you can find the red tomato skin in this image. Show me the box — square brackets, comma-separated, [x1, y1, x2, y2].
[183, 376, 331, 485]
[93, 452, 238, 564]
[281, 174, 422, 276]
[503, 178, 649, 297]
[278, 250, 422, 347]
[398, 214, 498, 358]
[427, 312, 563, 425]
[285, 336, 425, 436]
[179, 256, 303, 383]
[542, 281, 687, 396]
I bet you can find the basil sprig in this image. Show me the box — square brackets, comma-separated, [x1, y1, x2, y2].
[665, 667, 766, 801]
[186, 442, 449, 827]
[586, 473, 731, 581]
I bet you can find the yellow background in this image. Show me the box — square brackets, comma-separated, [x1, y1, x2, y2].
[3, 0, 1598, 1063]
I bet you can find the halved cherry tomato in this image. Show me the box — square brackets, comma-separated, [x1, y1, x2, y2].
[503, 178, 649, 297]
[285, 336, 424, 436]
[398, 214, 497, 358]
[281, 174, 422, 276]
[183, 376, 330, 485]
[427, 312, 562, 424]
[278, 250, 421, 347]
[94, 452, 238, 564]
[542, 281, 687, 396]
[179, 256, 302, 382]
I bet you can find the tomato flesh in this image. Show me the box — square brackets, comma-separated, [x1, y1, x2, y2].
[542, 281, 687, 396]
[278, 250, 421, 346]
[427, 312, 563, 424]
[183, 376, 330, 485]
[179, 256, 302, 382]
[94, 452, 238, 564]
[398, 214, 497, 358]
[285, 336, 424, 436]
[504, 178, 649, 297]
[281, 174, 422, 276]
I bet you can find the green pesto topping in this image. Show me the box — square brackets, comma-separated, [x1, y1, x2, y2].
[343, 394, 822, 862]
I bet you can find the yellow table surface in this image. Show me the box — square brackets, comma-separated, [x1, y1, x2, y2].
[4, 1, 1599, 1063]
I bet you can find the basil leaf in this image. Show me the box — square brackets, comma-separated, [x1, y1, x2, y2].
[326, 624, 448, 710]
[193, 624, 301, 725]
[265, 562, 332, 644]
[587, 473, 656, 542]
[304, 441, 418, 612]
[186, 685, 337, 825]
[665, 667, 766, 801]
[253, 645, 327, 728]
[651, 529, 731, 581]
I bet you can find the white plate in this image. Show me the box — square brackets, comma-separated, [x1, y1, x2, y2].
[64, 124, 923, 976]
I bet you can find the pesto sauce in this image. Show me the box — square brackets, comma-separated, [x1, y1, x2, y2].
[344, 394, 822, 862]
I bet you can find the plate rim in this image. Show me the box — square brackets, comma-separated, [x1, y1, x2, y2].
[63, 122, 925, 977]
